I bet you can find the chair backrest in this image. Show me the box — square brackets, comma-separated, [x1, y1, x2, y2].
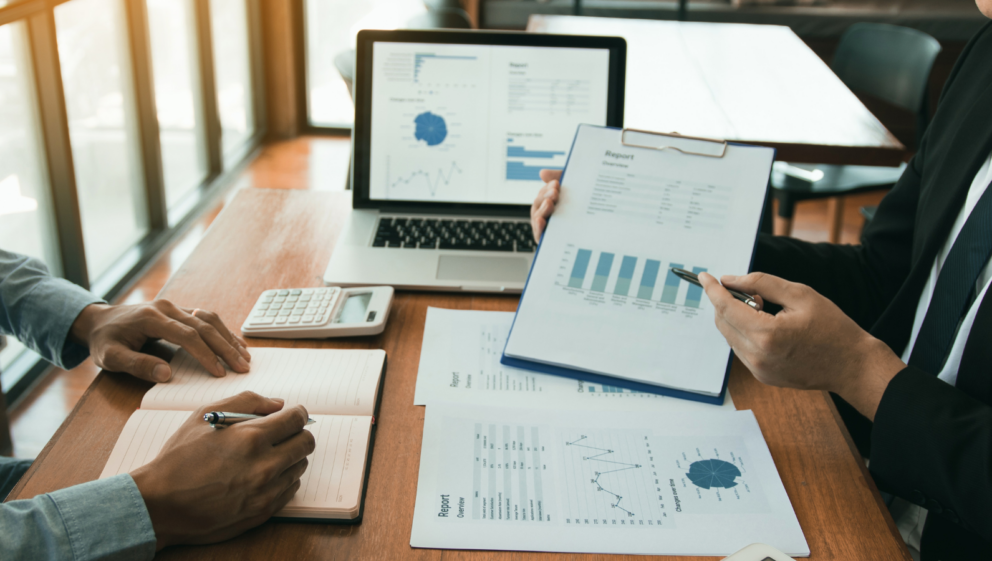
[406, 7, 472, 30]
[333, 49, 356, 101]
[423, 0, 464, 10]
[831, 23, 941, 119]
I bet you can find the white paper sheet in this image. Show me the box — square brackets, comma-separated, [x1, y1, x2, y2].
[411, 404, 809, 557]
[504, 125, 774, 396]
[415, 307, 733, 411]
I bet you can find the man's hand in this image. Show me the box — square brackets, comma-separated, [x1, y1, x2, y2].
[530, 169, 562, 242]
[131, 391, 315, 550]
[70, 300, 251, 383]
[699, 272, 906, 420]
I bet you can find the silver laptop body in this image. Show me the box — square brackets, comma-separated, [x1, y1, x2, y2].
[324, 29, 626, 293]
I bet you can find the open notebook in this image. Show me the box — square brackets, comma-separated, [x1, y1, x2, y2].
[99, 347, 387, 523]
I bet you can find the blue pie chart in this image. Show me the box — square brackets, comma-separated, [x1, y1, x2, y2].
[686, 459, 741, 489]
[413, 111, 447, 146]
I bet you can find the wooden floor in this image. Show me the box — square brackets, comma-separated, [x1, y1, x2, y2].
[7, 134, 886, 459]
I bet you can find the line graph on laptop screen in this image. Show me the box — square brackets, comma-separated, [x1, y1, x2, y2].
[368, 42, 610, 205]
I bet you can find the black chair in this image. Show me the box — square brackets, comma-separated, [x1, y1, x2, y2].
[772, 23, 941, 242]
[406, 7, 472, 30]
[0, 336, 12, 457]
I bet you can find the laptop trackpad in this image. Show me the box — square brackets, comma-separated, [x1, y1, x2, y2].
[436, 255, 529, 282]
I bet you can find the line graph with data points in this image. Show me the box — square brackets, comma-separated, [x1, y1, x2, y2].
[560, 430, 671, 528]
[567, 435, 642, 517]
[386, 157, 463, 197]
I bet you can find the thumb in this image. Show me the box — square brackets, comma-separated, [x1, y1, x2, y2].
[722, 272, 801, 307]
[101, 344, 172, 383]
[539, 168, 563, 183]
[205, 391, 286, 416]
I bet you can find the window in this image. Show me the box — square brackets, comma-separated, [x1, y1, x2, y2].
[0, 0, 265, 403]
[210, 0, 255, 162]
[305, 0, 426, 128]
[147, 0, 208, 210]
[55, 0, 148, 280]
[0, 21, 60, 374]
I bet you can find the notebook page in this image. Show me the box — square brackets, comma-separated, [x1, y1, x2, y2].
[140, 348, 385, 416]
[99, 410, 188, 480]
[100, 410, 373, 518]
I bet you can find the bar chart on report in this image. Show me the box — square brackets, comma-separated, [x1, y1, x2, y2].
[505, 138, 565, 181]
[556, 244, 708, 309]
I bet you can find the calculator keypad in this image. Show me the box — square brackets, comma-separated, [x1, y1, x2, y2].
[247, 288, 339, 327]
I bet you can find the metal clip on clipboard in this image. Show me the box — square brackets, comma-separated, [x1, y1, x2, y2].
[620, 128, 728, 158]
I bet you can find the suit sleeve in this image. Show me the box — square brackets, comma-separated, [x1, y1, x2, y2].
[753, 154, 921, 329]
[870, 367, 992, 543]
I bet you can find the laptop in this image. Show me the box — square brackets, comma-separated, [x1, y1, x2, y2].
[323, 29, 626, 293]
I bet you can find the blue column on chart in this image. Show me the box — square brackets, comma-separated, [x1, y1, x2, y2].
[661, 263, 684, 304]
[614, 256, 637, 296]
[568, 249, 592, 288]
[638, 259, 661, 299]
[685, 266, 707, 308]
[591, 252, 615, 292]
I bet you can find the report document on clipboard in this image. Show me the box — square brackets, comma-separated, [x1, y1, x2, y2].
[502, 125, 774, 403]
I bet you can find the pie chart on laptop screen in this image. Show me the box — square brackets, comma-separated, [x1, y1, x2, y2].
[414, 111, 448, 146]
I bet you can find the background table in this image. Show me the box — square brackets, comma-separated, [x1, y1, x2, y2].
[528, 16, 905, 166]
[8, 189, 910, 560]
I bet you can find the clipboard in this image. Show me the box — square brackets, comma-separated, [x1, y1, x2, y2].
[499, 125, 774, 405]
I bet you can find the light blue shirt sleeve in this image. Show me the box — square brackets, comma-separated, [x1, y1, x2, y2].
[0, 474, 156, 561]
[1, 250, 158, 558]
[0, 249, 104, 369]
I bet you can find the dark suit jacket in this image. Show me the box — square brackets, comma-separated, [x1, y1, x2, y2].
[754, 22, 992, 561]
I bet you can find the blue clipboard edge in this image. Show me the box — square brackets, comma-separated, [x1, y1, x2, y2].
[499, 125, 775, 407]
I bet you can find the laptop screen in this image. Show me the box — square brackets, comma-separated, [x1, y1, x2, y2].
[366, 41, 613, 206]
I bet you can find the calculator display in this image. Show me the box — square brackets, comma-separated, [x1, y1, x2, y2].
[335, 292, 373, 324]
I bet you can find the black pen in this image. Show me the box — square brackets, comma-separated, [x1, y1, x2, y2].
[671, 268, 760, 310]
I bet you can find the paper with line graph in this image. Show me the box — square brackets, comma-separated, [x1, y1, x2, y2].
[411, 404, 808, 556]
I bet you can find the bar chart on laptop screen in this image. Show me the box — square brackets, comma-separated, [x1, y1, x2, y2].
[554, 244, 709, 313]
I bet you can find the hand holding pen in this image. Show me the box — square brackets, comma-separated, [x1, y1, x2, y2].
[671, 268, 762, 310]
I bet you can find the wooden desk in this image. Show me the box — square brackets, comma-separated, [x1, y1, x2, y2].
[8, 189, 910, 560]
[528, 16, 905, 167]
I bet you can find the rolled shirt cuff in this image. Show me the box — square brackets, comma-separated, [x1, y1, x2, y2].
[20, 276, 103, 370]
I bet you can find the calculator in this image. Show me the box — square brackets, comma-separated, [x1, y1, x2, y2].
[240, 286, 393, 339]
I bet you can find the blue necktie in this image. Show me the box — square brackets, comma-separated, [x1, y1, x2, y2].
[908, 186, 992, 375]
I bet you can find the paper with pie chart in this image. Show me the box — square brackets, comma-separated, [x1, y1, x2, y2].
[411, 404, 809, 556]
[367, 41, 610, 204]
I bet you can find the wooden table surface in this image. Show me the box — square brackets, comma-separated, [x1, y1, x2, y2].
[527, 16, 905, 167]
[8, 189, 910, 560]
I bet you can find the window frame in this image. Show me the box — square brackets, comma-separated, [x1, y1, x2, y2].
[0, 0, 268, 407]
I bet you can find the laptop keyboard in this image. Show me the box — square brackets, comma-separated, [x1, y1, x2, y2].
[372, 217, 536, 252]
